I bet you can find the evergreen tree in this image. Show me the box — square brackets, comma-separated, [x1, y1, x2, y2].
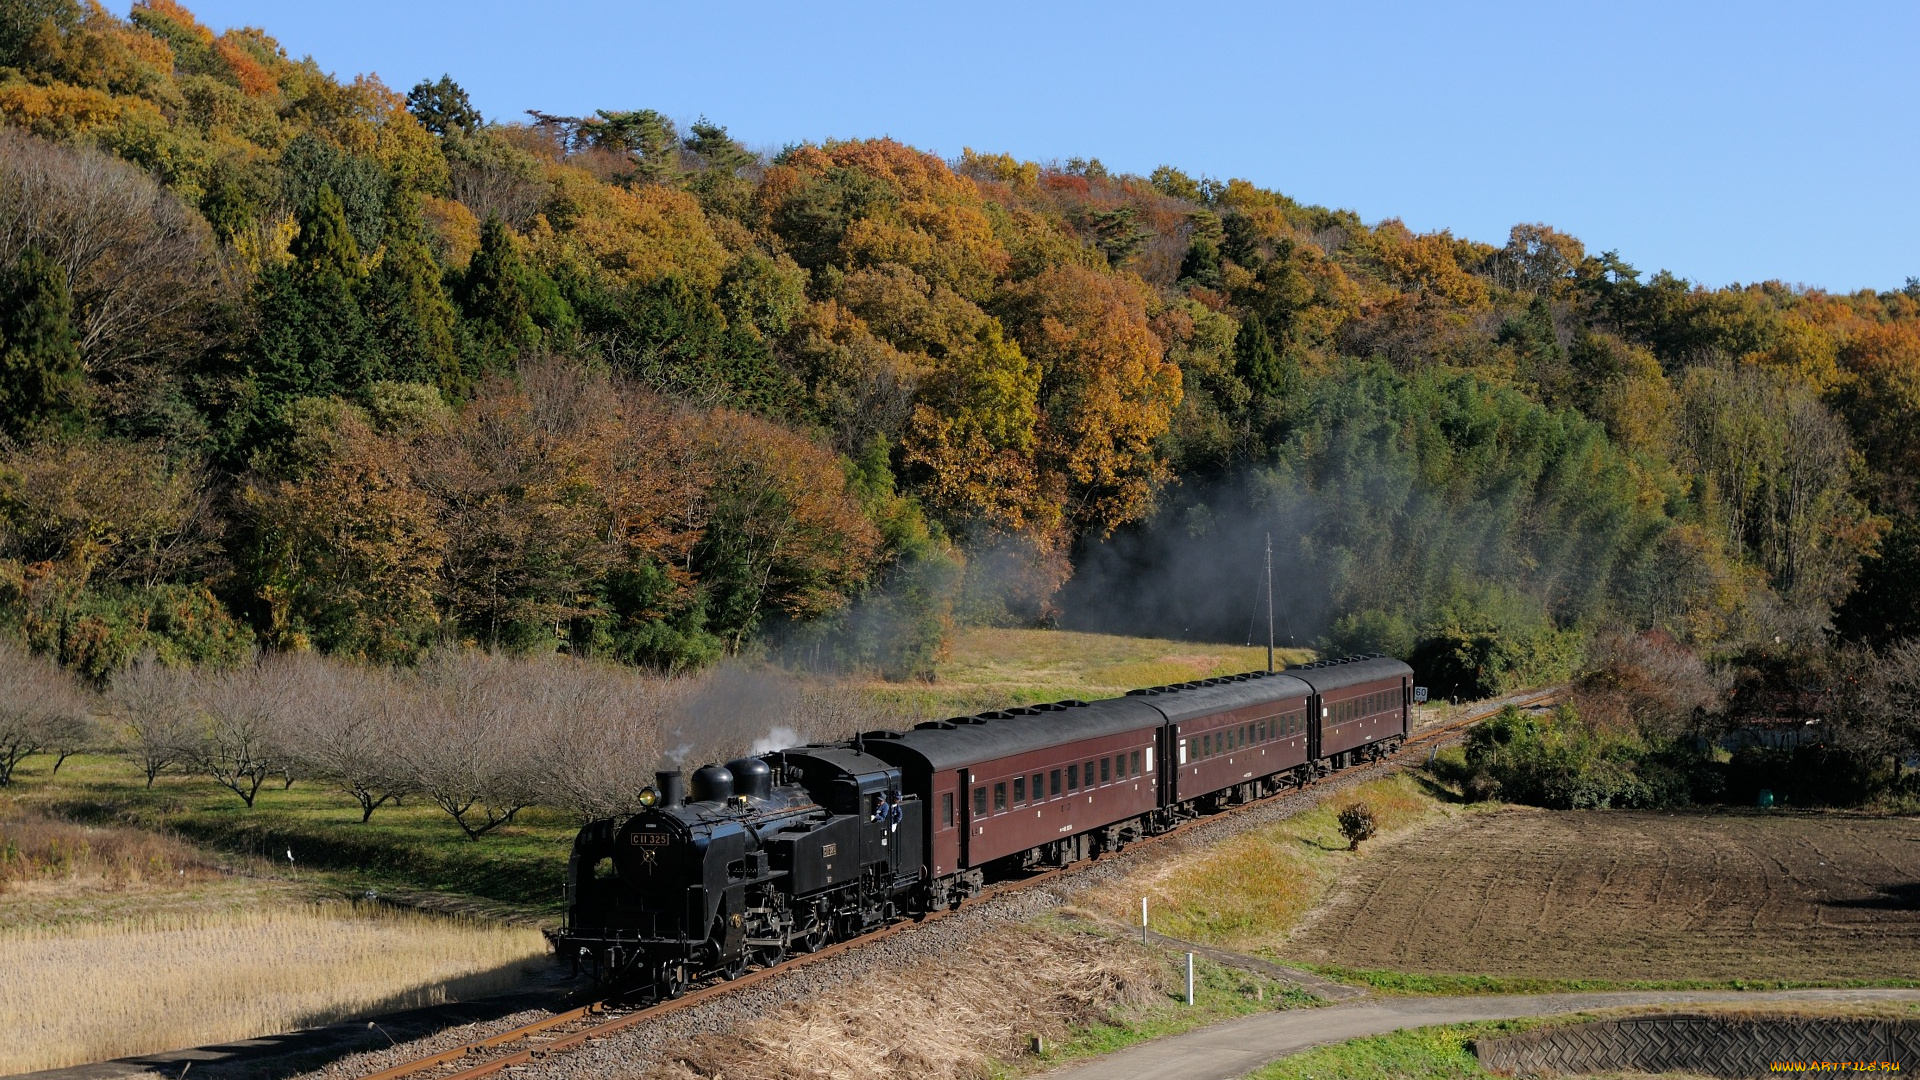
[289, 184, 361, 278]
[1179, 234, 1222, 289]
[0, 246, 84, 435]
[367, 236, 463, 396]
[405, 75, 482, 136]
[684, 118, 756, 174]
[244, 185, 377, 452]
[1234, 314, 1287, 399]
[457, 214, 539, 368]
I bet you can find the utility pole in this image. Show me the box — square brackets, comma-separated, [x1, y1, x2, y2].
[1265, 533, 1275, 673]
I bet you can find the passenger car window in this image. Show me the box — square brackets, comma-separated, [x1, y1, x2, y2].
[1100, 757, 1110, 783]
[941, 792, 953, 827]
[1013, 776, 1026, 804]
[1032, 773, 1044, 800]
[1130, 750, 1141, 776]
[973, 787, 987, 817]
[1050, 769, 1062, 796]
[1067, 764, 1079, 791]
[993, 782, 1007, 813]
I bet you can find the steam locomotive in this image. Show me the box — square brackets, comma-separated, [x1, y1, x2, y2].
[554, 654, 1412, 996]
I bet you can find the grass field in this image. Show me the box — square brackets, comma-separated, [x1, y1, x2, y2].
[0, 902, 549, 1075]
[865, 627, 1311, 714]
[1074, 772, 1470, 952]
[1284, 808, 1920, 984]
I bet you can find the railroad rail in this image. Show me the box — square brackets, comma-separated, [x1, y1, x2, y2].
[354, 685, 1562, 1080]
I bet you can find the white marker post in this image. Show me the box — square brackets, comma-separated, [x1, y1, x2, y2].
[1186, 953, 1195, 1005]
[1141, 897, 1148, 944]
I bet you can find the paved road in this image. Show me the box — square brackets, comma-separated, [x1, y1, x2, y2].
[1034, 988, 1920, 1080]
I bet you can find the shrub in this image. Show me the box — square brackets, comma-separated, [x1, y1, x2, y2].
[1336, 803, 1377, 850]
[1458, 704, 1708, 810]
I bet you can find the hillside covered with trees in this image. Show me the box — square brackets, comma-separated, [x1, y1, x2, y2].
[3, 0, 1919, 730]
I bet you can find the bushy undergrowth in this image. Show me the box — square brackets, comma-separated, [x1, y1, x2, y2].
[0, 808, 214, 891]
[1452, 706, 1712, 810]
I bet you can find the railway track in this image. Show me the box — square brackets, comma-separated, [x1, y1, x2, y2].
[354, 686, 1561, 1080]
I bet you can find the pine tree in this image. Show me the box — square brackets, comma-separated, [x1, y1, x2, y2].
[1179, 234, 1222, 289]
[247, 184, 376, 435]
[456, 214, 538, 367]
[290, 184, 361, 278]
[367, 236, 463, 396]
[0, 246, 84, 436]
[1234, 315, 1288, 399]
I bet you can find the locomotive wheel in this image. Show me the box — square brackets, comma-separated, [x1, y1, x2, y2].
[658, 963, 687, 1000]
[723, 955, 750, 980]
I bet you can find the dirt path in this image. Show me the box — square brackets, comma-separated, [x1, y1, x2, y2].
[1034, 988, 1920, 1080]
[1284, 809, 1920, 981]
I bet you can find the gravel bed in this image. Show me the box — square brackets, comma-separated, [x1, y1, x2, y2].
[293, 737, 1453, 1080]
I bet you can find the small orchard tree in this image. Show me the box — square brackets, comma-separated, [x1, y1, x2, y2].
[187, 655, 298, 807]
[0, 641, 91, 785]
[1337, 802, 1378, 852]
[110, 652, 199, 787]
[280, 655, 413, 822]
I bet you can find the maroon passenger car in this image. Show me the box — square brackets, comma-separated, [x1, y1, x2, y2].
[862, 696, 1165, 906]
[1289, 656, 1412, 766]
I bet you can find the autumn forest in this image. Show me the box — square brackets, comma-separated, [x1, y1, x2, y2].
[3, 0, 1918, 721]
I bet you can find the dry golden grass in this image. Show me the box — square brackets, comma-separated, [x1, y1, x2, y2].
[1, 810, 218, 893]
[0, 903, 550, 1075]
[1076, 774, 1459, 952]
[867, 628, 1314, 714]
[645, 923, 1160, 1080]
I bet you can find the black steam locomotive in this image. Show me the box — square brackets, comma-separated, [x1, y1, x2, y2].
[554, 654, 1411, 997]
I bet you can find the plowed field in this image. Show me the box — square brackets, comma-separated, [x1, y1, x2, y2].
[1283, 809, 1920, 982]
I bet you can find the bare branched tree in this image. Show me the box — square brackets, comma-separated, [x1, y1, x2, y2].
[0, 128, 222, 408]
[107, 652, 200, 787]
[401, 651, 542, 839]
[0, 641, 93, 786]
[532, 660, 675, 823]
[279, 655, 413, 821]
[188, 655, 299, 807]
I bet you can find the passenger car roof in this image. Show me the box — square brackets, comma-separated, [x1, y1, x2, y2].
[860, 670, 1312, 772]
[1284, 654, 1414, 694]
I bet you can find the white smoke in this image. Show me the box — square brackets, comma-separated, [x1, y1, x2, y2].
[749, 725, 802, 756]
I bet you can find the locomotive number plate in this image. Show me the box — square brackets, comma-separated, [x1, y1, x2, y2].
[629, 832, 671, 846]
[821, 843, 837, 857]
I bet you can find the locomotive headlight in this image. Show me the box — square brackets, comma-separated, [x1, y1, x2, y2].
[638, 786, 659, 808]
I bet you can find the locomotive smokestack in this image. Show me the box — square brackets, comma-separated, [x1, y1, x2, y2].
[656, 769, 685, 809]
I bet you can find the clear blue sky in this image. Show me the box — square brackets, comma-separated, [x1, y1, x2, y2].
[178, 1, 1917, 293]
